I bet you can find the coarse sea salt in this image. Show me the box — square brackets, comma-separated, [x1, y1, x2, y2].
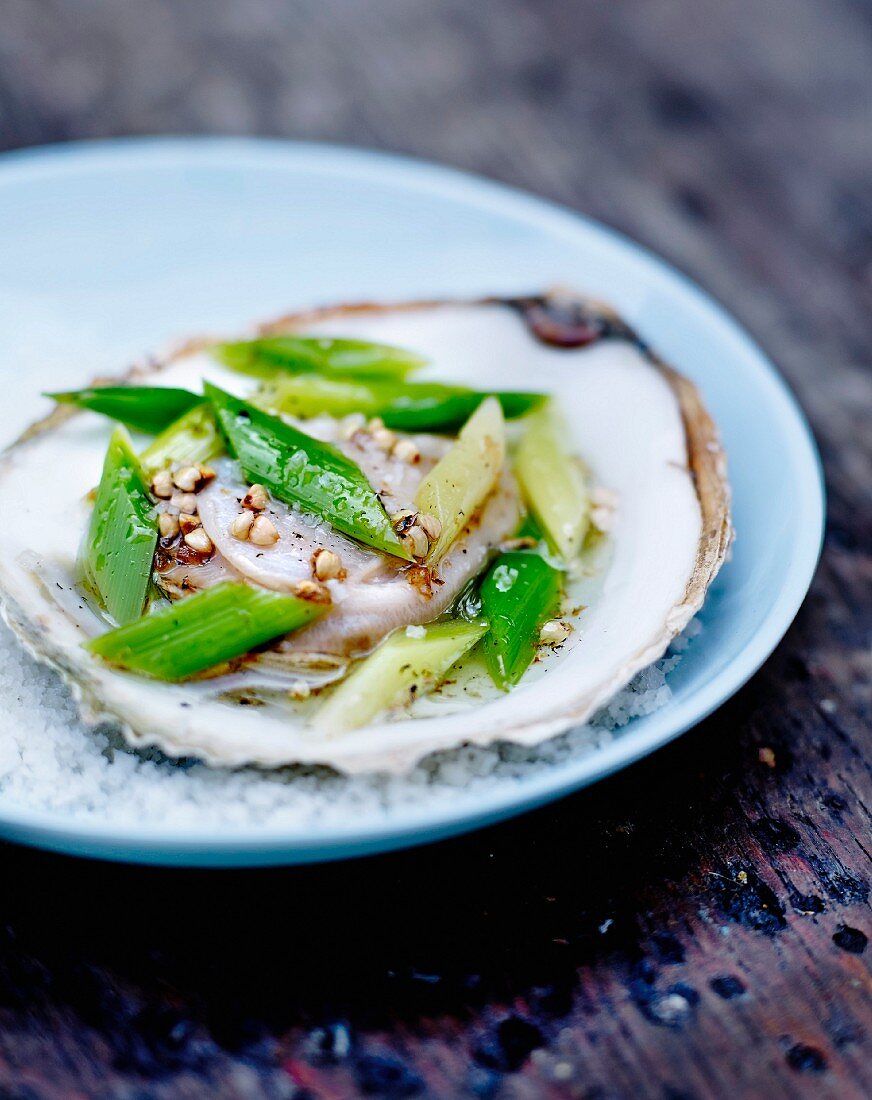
[0, 619, 700, 831]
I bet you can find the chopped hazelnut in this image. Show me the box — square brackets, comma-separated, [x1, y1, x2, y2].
[150, 469, 174, 499]
[178, 512, 201, 535]
[170, 491, 198, 514]
[158, 512, 180, 539]
[249, 514, 280, 546]
[242, 483, 269, 511]
[229, 511, 255, 541]
[294, 579, 331, 604]
[539, 619, 571, 645]
[313, 547, 344, 581]
[417, 512, 442, 542]
[372, 427, 396, 452]
[172, 465, 203, 492]
[392, 438, 420, 464]
[403, 525, 430, 559]
[183, 527, 213, 554]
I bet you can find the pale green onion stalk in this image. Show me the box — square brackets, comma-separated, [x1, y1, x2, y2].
[414, 396, 506, 564]
[139, 401, 224, 478]
[79, 427, 158, 626]
[313, 620, 488, 732]
[87, 581, 326, 680]
[214, 335, 427, 380]
[514, 402, 590, 560]
[254, 373, 545, 433]
[46, 386, 201, 434]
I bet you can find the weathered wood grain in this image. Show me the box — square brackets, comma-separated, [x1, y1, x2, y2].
[0, 1, 869, 1097]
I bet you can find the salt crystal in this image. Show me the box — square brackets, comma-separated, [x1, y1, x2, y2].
[0, 614, 699, 831]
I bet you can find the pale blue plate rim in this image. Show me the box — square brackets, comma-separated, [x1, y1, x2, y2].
[0, 136, 824, 866]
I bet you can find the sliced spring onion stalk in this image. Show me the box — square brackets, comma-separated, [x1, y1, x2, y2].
[376, 386, 543, 431]
[414, 396, 506, 563]
[205, 383, 412, 560]
[214, 335, 427, 380]
[138, 401, 224, 478]
[87, 581, 324, 681]
[453, 513, 543, 623]
[79, 428, 158, 626]
[253, 374, 382, 420]
[46, 386, 202, 434]
[514, 403, 590, 560]
[478, 551, 563, 689]
[313, 620, 489, 733]
[256, 373, 545, 432]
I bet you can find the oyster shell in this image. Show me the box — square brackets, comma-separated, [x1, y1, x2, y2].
[0, 293, 731, 774]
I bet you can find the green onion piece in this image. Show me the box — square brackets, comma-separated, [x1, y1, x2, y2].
[87, 581, 324, 680]
[364, 380, 544, 431]
[478, 551, 563, 689]
[214, 335, 427, 380]
[415, 396, 506, 563]
[79, 428, 158, 625]
[515, 403, 590, 560]
[138, 401, 223, 478]
[205, 383, 412, 560]
[254, 374, 384, 420]
[256, 373, 545, 432]
[313, 620, 489, 732]
[46, 386, 201, 434]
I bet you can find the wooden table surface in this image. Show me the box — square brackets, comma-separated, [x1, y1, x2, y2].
[0, 2, 870, 1097]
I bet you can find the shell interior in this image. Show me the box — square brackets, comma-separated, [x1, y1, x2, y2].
[0, 298, 731, 773]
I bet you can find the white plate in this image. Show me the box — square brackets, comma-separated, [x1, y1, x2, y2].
[0, 138, 823, 865]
